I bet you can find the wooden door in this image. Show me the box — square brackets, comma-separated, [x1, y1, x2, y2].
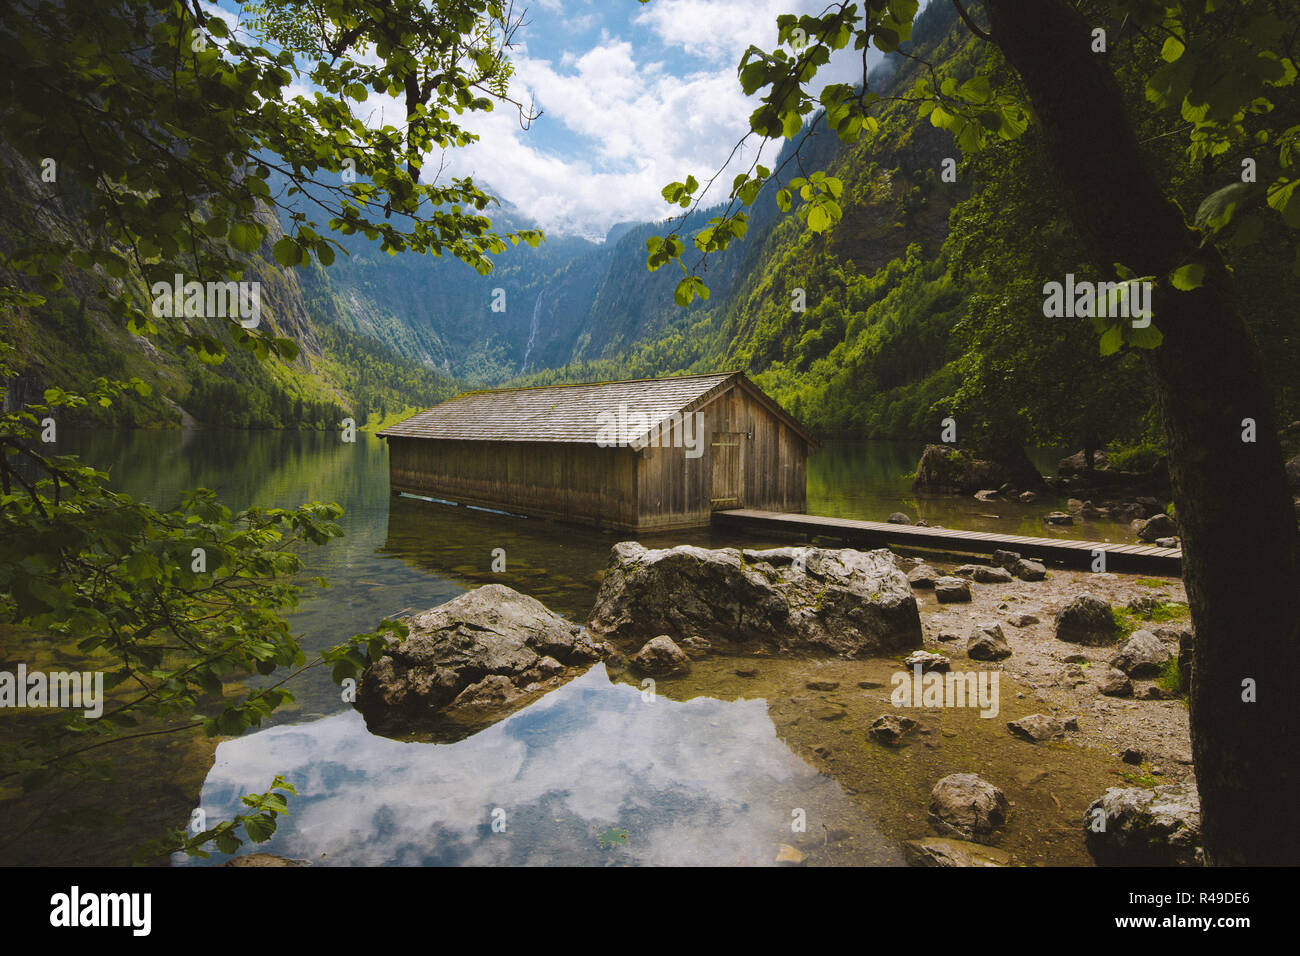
[710, 432, 743, 509]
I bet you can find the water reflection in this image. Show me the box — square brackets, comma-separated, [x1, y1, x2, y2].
[808, 439, 1140, 543]
[179, 665, 902, 866]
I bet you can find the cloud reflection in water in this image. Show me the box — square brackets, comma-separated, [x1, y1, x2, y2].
[180, 664, 901, 866]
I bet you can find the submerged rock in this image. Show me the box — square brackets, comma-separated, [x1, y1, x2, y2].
[1083, 783, 1204, 866]
[870, 713, 918, 746]
[630, 635, 691, 676]
[928, 773, 1009, 844]
[587, 542, 922, 658]
[904, 650, 951, 673]
[775, 844, 807, 866]
[905, 837, 1012, 867]
[356, 584, 612, 741]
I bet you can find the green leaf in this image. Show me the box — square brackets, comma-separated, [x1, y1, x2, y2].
[1126, 324, 1164, 350]
[1170, 263, 1205, 291]
[1195, 182, 1254, 232]
[243, 814, 275, 842]
[272, 237, 303, 266]
[228, 222, 262, 253]
[214, 829, 242, 855]
[958, 76, 991, 103]
[782, 109, 803, 139]
[1160, 36, 1185, 63]
[1266, 178, 1300, 227]
[1099, 324, 1124, 356]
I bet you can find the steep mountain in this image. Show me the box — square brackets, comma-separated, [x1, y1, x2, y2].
[297, 125, 836, 385]
[296, 202, 599, 383]
[503, 0, 1299, 452]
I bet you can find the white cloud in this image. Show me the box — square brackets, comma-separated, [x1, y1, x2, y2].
[225, 0, 879, 240]
[436, 3, 873, 240]
[632, 0, 792, 61]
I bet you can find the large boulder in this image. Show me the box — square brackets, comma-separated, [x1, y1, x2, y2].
[1110, 629, 1172, 678]
[1058, 448, 1111, 475]
[928, 773, 1009, 844]
[1286, 454, 1300, 490]
[913, 437, 1047, 496]
[1012, 558, 1047, 582]
[1055, 594, 1117, 645]
[356, 584, 612, 741]
[1083, 783, 1204, 866]
[587, 543, 922, 658]
[1137, 512, 1178, 542]
[967, 622, 1011, 661]
[991, 549, 1021, 571]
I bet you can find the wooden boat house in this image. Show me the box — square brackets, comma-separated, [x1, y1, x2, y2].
[379, 371, 818, 531]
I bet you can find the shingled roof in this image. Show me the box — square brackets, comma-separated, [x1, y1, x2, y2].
[378, 371, 816, 446]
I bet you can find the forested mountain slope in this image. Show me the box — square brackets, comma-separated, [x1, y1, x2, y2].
[0, 142, 458, 429]
[512, 0, 1300, 455]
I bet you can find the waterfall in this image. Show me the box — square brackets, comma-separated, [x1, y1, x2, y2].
[520, 288, 545, 373]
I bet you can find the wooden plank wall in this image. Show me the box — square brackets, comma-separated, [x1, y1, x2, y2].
[388, 437, 639, 529]
[635, 386, 808, 530]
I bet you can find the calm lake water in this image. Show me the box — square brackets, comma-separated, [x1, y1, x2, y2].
[2, 430, 1139, 866]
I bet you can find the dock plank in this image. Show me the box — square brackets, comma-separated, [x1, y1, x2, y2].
[712, 509, 1181, 574]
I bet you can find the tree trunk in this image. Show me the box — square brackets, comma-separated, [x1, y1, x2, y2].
[984, 0, 1300, 864]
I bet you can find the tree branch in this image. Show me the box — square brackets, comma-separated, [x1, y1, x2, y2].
[951, 0, 994, 43]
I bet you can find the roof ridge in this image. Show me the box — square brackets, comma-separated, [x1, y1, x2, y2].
[447, 370, 739, 399]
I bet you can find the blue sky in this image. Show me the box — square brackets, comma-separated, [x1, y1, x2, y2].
[210, 1, 886, 241]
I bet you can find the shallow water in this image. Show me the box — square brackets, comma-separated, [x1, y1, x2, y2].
[179, 665, 903, 867]
[2, 430, 1136, 866]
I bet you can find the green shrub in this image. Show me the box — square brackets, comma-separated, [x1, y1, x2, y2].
[1108, 439, 1164, 472]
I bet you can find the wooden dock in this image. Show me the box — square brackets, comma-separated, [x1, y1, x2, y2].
[713, 508, 1182, 575]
